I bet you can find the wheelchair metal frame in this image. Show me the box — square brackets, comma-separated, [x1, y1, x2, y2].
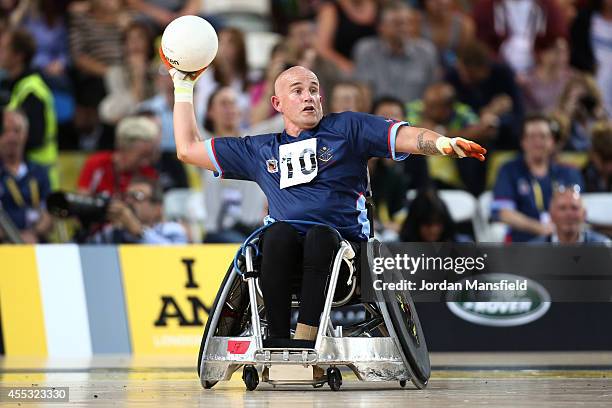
[198, 230, 429, 391]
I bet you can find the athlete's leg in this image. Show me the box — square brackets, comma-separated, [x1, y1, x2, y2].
[260, 222, 302, 338]
[295, 225, 340, 340]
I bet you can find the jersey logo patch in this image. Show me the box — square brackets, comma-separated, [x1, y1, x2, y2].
[266, 159, 278, 173]
[279, 138, 318, 189]
[318, 145, 333, 162]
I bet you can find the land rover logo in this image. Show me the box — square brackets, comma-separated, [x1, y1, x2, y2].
[446, 273, 551, 327]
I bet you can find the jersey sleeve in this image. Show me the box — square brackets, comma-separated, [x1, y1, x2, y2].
[203, 136, 259, 181]
[340, 112, 410, 160]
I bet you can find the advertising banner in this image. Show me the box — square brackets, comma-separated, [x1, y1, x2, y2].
[118, 245, 237, 355]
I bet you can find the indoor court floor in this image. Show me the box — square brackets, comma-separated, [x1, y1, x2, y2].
[0, 352, 610, 407]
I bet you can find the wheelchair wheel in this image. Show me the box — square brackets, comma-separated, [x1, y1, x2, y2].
[243, 365, 259, 391]
[197, 264, 249, 380]
[369, 240, 431, 389]
[385, 285, 431, 387]
[327, 367, 342, 391]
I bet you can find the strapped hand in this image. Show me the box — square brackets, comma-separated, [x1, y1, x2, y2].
[159, 47, 207, 103]
[435, 137, 487, 162]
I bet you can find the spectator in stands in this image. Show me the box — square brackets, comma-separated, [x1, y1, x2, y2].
[419, 0, 475, 69]
[316, 0, 379, 75]
[194, 27, 250, 131]
[285, 16, 343, 114]
[0, 109, 52, 243]
[372, 96, 405, 121]
[372, 97, 432, 194]
[271, 0, 319, 33]
[249, 42, 293, 125]
[492, 114, 584, 242]
[472, 0, 567, 74]
[400, 188, 472, 242]
[286, 16, 316, 59]
[353, 2, 438, 102]
[406, 82, 495, 143]
[78, 115, 160, 196]
[531, 185, 610, 243]
[554, 74, 608, 151]
[88, 177, 187, 244]
[137, 65, 188, 191]
[570, 0, 612, 116]
[406, 82, 496, 195]
[329, 81, 370, 113]
[17, 0, 74, 145]
[99, 21, 156, 125]
[446, 40, 524, 149]
[69, 0, 127, 148]
[0, 28, 58, 188]
[125, 0, 201, 32]
[16, 0, 71, 87]
[200, 87, 268, 243]
[583, 121, 612, 192]
[520, 37, 575, 114]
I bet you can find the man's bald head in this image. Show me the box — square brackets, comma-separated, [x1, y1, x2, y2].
[274, 66, 319, 96]
[271, 65, 323, 135]
[550, 186, 585, 240]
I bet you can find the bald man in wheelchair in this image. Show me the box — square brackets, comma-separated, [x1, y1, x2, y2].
[161, 57, 486, 364]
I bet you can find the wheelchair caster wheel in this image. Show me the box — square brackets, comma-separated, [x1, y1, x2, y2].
[327, 367, 342, 391]
[204, 381, 217, 389]
[399, 380, 407, 388]
[242, 365, 259, 391]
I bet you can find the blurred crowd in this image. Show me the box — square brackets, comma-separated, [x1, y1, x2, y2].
[0, 0, 611, 245]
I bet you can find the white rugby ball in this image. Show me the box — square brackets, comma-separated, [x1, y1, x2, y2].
[161, 15, 218, 72]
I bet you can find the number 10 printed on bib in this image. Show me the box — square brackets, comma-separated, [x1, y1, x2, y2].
[279, 138, 318, 189]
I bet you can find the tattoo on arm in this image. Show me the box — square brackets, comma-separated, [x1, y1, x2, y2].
[416, 130, 440, 155]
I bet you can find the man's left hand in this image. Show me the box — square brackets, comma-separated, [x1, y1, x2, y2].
[436, 137, 487, 162]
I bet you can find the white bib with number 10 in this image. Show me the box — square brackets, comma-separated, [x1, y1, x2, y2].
[279, 138, 318, 189]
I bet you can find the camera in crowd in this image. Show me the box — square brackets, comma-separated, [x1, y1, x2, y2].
[46, 191, 111, 224]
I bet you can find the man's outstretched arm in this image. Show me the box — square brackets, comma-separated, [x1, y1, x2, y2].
[395, 126, 487, 161]
[160, 48, 216, 171]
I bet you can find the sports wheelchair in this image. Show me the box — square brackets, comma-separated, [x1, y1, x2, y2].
[197, 220, 430, 391]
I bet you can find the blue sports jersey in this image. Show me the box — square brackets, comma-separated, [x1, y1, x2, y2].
[492, 156, 584, 242]
[204, 112, 410, 241]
